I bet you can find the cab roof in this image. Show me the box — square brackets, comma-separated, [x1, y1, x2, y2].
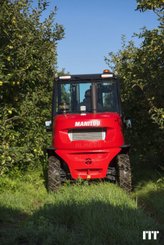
[57, 70, 115, 81]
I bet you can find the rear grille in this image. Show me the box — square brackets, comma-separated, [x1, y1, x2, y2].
[68, 128, 106, 141]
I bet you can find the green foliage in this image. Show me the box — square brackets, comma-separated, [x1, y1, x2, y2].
[105, 2, 164, 167]
[0, 0, 64, 175]
[136, 0, 164, 11]
[0, 0, 60, 94]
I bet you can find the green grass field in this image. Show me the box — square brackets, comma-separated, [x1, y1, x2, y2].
[0, 167, 163, 245]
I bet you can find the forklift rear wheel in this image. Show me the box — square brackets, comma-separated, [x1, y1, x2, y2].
[48, 156, 61, 192]
[117, 154, 132, 192]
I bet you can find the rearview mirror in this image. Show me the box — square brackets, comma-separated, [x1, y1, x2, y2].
[45, 120, 52, 131]
[123, 117, 132, 129]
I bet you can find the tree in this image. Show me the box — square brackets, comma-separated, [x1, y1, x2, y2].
[136, 0, 164, 12]
[0, 0, 64, 175]
[105, 0, 164, 168]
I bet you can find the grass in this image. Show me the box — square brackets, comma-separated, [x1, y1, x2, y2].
[0, 169, 163, 245]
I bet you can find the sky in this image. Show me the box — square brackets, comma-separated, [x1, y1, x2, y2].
[43, 0, 159, 74]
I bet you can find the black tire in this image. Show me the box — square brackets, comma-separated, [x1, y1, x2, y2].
[106, 166, 116, 182]
[117, 154, 132, 192]
[48, 156, 61, 192]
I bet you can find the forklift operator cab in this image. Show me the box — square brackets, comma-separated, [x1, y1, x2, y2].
[53, 70, 121, 116]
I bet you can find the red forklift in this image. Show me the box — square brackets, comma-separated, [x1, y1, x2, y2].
[46, 70, 132, 192]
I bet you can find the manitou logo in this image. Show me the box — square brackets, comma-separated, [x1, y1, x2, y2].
[75, 120, 100, 127]
[143, 231, 159, 240]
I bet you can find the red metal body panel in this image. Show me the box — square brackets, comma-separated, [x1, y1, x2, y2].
[53, 112, 124, 179]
